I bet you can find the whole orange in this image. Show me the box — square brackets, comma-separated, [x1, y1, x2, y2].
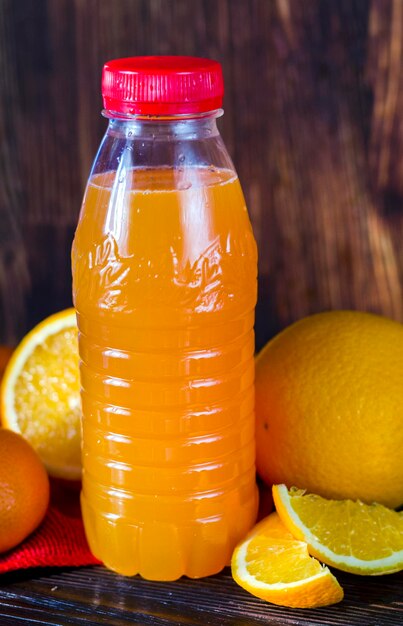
[0, 428, 50, 553]
[255, 311, 403, 509]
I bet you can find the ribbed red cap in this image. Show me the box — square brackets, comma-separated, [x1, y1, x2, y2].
[102, 56, 224, 115]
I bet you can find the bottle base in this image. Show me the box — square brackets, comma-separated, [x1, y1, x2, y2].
[81, 488, 258, 581]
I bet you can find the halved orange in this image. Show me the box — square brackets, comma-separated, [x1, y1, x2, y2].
[1, 309, 81, 480]
[273, 484, 403, 575]
[231, 512, 343, 608]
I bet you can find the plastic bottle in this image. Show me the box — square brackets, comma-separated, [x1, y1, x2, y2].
[71, 56, 258, 580]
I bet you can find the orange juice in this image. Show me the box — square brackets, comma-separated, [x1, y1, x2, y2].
[72, 166, 258, 579]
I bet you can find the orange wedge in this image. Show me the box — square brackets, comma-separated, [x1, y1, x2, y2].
[231, 512, 343, 608]
[1, 309, 81, 480]
[273, 484, 403, 575]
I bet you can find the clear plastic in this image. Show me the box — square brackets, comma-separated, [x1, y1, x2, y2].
[71, 110, 258, 580]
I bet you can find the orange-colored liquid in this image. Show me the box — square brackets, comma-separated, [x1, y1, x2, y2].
[72, 167, 258, 580]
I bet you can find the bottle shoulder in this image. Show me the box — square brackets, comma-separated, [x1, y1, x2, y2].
[90, 117, 236, 177]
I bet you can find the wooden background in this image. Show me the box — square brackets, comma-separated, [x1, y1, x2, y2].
[0, 0, 402, 349]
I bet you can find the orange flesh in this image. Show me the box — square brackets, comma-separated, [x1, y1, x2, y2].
[14, 327, 81, 472]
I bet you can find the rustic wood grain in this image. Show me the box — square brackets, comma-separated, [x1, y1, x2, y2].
[0, 0, 402, 348]
[0, 566, 402, 625]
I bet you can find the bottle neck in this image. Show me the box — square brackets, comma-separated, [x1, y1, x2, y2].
[103, 109, 223, 141]
[91, 108, 235, 177]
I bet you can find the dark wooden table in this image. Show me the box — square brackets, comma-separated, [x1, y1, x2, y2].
[0, 565, 401, 625]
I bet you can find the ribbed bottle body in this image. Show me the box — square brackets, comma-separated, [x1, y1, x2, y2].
[72, 165, 258, 580]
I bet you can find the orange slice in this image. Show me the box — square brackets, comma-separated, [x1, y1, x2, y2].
[231, 512, 343, 608]
[273, 484, 403, 575]
[1, 309, 81, 480]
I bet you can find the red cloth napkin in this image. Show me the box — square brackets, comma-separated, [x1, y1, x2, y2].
[0, 479, 100, 574]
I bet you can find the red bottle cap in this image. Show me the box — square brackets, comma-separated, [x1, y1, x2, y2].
[102, 56, 224, 116]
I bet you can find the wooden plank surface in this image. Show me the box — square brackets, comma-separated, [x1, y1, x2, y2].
[0, 566, 402, 625]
